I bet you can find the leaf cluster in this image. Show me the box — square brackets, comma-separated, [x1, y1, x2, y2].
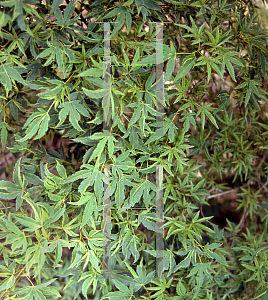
[1, 0, 268, 299]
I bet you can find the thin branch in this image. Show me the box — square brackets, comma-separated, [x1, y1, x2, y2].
[207, 189, 238, 199]
[234, 208, 248, 235]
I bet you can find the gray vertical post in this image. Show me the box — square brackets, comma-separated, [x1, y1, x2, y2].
[103, 22, 111, 279]
[155, 23, 165, 279]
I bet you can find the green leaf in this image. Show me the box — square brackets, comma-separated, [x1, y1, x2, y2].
[83, 87, 107, 99]
[129, 104, 143, 126]
[115, 179, 125, 207]
[17, 109, 50, 142]
[110, 11, 126, 39]
[63, 1, 75, 26]
[245, 82, 252, 106]
[0, 123, 7, 151]
[260, 50, 266, 75]
[174, 55, 196, 81]
[64, 169, 92, 184]
[87, 137, 108, 164]
[81, 198, 94, 227]
[103, 7, 122, 19]
[0, 180, 22, 200]
[51, 0, 64, 13]
[136, 54, 155, 66]
[129, 183, 145, 206]
[126, 12, 132, 34]
[226, 60, 236, 82]
[57, 101, 90, 131]
[206, 249, 228, 266]
[124, 261, 138, 278]
[174, 250, 192, 271]
[13, 215, 41, 231]
[5, 65, 25, 84]
[0, 275, 15, 292]
[13, 157, 23, 188]
[77, 68, 103, 78]
[165, 56, 176, 81]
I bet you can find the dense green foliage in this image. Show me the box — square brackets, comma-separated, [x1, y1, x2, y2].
[1, 0, 268, 299]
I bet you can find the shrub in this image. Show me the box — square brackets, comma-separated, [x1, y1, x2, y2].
[1, 0, 268, 299]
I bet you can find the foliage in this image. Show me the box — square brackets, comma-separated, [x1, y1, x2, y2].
[1, 0, 268, 299]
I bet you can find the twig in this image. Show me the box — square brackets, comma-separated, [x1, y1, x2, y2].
[200, 204, 214, 225]
[234, 208, 247, 235]
[0, 265, 26, 298]
[207, 182, 250, 200]
[207, 189, 238, 199]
